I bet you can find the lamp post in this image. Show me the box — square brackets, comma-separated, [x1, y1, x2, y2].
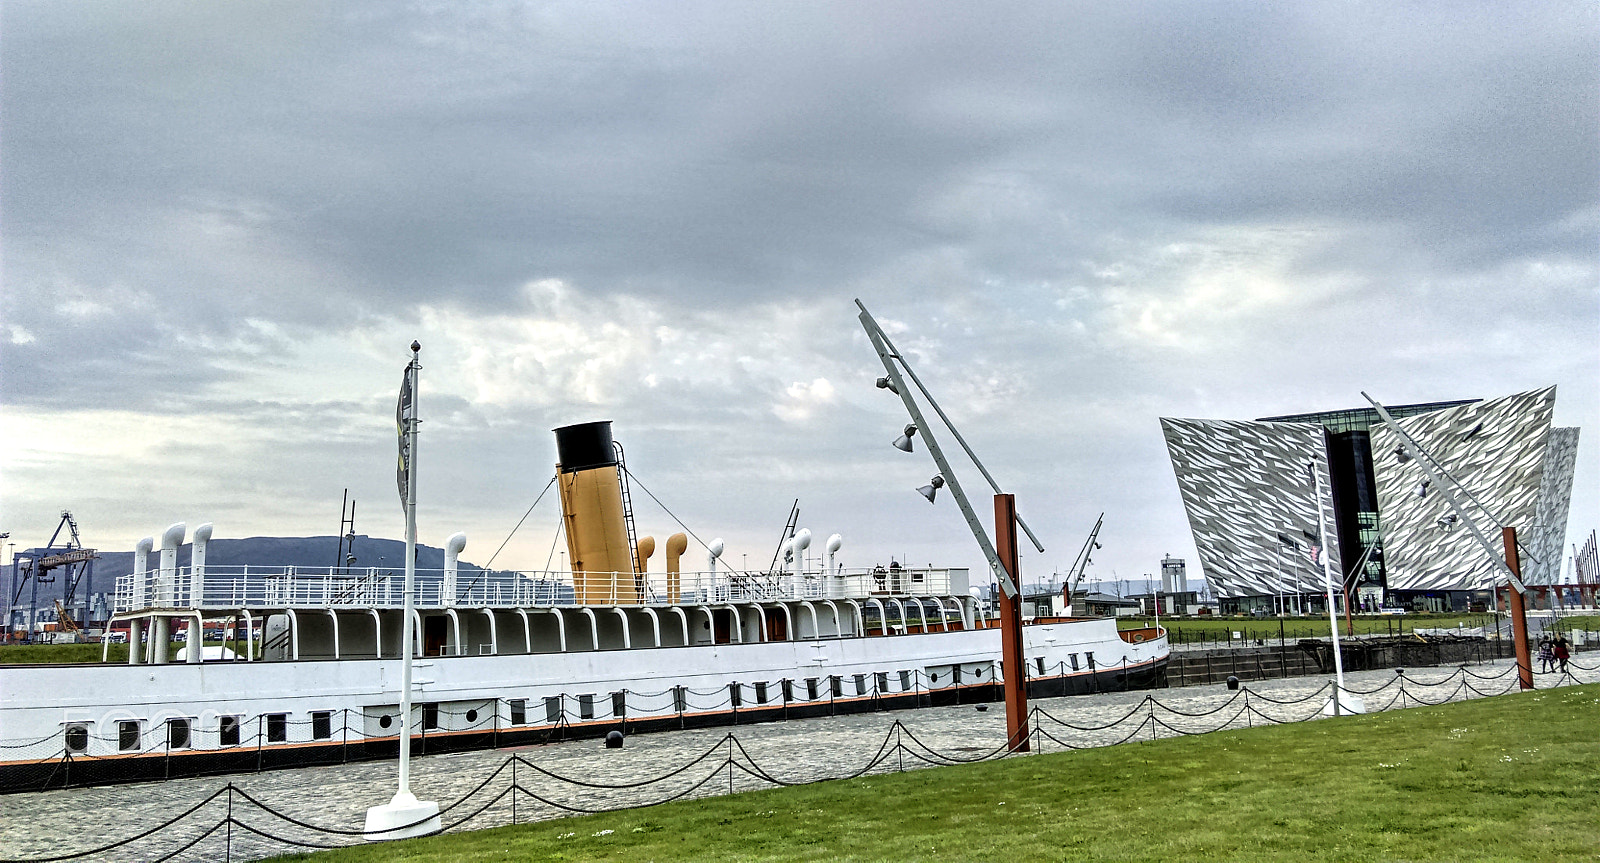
[857, 300, 1034, 752]
[1362, 392, 1533, 690]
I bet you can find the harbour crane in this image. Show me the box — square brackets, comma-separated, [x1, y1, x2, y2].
[1063, 513, 1105, 613]
[7, 512, 98, 642]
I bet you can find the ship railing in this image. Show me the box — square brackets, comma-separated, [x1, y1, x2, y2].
[110, 565, 966, 611]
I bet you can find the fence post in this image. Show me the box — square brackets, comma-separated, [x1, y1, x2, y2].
[511, 758, 518, 825]
[256, 715, 264, 773]
[342, 708, 349, 763]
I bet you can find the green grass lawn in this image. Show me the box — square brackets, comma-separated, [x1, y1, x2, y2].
[1551, 615, 1600, 636]
[1121, 613, 1493, 644]
[0, 640, 236, 664]
[267, 683, 1600, 863]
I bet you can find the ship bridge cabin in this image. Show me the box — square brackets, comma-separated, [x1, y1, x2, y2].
[106, 524, 975, 665]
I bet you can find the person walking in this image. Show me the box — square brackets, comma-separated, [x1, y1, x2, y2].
[1537, 637, 1555, 673]
[1553, 637, 1571, 674]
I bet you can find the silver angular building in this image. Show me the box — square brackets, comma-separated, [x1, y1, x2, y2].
[1371, 387, 1579, 592]
[1162, 387, 1580, 613]
[1160, 417, 1341, 613]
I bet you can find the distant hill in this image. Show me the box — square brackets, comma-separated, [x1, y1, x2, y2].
[93, 535, 488, 576]
[5, 536, 490, 617]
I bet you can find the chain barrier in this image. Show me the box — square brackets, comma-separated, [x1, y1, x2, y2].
[3, 662, 1596, 862]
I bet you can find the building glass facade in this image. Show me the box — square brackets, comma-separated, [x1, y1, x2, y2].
[1258, 400, 1476, 598]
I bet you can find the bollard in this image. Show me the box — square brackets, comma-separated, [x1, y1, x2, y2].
[975, 704, 989, 712]
[605, 730, 624, 749]
[1225, 675, 1239, 691]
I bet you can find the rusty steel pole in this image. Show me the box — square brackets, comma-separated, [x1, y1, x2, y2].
[995, 494, 1029, 752]
[1502, 527, 1534, 691]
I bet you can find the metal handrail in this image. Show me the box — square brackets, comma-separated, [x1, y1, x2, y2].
[111, 565, 966, 612]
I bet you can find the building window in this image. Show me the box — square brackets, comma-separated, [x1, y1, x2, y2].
[508, 699, 526, 726]
[612, 692, 627, 718]
[579, 694, 594, 720]
[544, 696, 562, 724]
[876, 672, 889, 694]
[781, 679, 793, 703]
[1086, 652, 1096, 669]
[754, 682, 768, 704]
[220, 715, 241, 747]
[899, 670, 912, 691]
[167, 718, 191, 750]
[830, 675, 842, 697]
[854, 673, 867, 695]
[65, 723, 89, 755]
[806, 678, 818, 701]
[422, 703, 439, 731]
[312, 711, 333, 741]
[266, 713, 287, 743]
[1035, 657, 1046, 675]
[118, 720, 141, 752]
[1068, 653, 1080, 671]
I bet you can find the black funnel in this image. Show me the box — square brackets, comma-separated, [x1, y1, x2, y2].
[554, 421, 618, 473]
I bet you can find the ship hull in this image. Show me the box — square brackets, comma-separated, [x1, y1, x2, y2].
[0, 617, 1166, 792]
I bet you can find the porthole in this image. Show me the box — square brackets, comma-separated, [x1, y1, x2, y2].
[65, 723, 89, 754]
[379, 714, 393, 729]
[465, 709, 479, 723]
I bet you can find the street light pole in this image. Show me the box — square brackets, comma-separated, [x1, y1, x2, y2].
[1362, 392, 1532, 689]
[857, 300, 1030, 751]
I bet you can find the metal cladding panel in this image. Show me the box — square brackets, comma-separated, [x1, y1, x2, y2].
[1161, 418, 1342, 599]
[1528, 427, 1580, 584]
[1371, 387, 1555, 591]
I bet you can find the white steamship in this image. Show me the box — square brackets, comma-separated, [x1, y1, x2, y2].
[0, 421, 1168, 791]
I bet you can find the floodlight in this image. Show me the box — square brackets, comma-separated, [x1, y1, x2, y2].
[1394, 446, 1412, 463]
[1414, 479, 1431, 498]
[892, 423, 918, 452]
[1437, 514, 1459, 531]
[875, 376, 899, 395]
[917, 475, 946, 503]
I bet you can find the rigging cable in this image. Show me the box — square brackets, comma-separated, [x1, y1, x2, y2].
[621, 466, 715, 555]
[483, 475, 557, 570]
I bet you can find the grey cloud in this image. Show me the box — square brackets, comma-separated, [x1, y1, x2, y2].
[1, 0, 1594, 580]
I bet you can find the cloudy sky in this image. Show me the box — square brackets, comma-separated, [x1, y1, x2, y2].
[3, 1, 1595, 592]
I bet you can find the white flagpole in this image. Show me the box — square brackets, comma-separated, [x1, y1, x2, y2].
[365, 340, 440, 840]
[1310, 458, 1358, 714]
[399, 344, 419, 795]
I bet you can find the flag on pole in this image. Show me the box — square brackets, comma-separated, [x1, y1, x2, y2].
[1302, 528, 1321, 565]
[396, 362, 415, 511]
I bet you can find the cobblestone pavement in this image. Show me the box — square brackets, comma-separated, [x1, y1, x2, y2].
[2, 658, 1595, 862]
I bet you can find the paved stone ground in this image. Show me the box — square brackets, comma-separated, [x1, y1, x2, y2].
[2, 657, 1595, 863]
